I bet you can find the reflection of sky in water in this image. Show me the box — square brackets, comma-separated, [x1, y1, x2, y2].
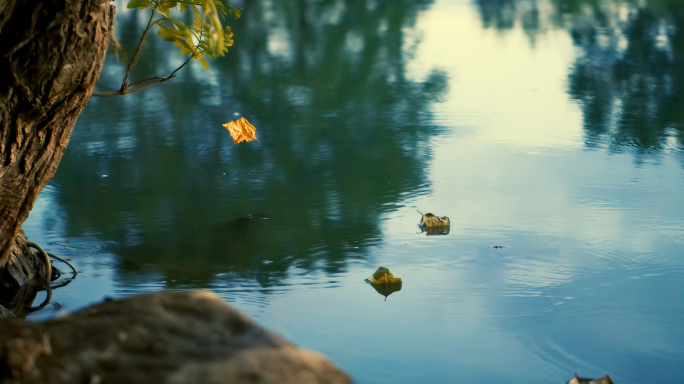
[409, 3, 582, 149]
[22, 0, 684, 383]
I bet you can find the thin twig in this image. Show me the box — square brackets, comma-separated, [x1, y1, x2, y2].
[48, 252, 78, 277]
[122, 4, 158, 93]
[166, 25, 205, 78]
[129, 76, 165, 86]
[93, 76, 169, 97]
[92, 30, 205, 97]
[168, 53, 195, 78]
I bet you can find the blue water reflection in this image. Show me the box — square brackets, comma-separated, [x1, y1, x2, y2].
[23, 0, 684, 383]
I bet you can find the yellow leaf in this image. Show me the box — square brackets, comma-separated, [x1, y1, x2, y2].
[417, 210, 450, 227]
[417, 210, 451, 236]
[568, 374, 614, 384]
[222, 117, 257, 143]
[367, 267, 402, 284]
[197, 54, 210, 70]
[366, 267, 402, 299]
[127, 0, 149, 9]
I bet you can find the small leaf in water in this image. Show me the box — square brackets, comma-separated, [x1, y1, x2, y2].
[419, 213, 450, 227]
[417, 210, 450, 227]
[567, 374, 615, 384]
[366, 267, 402, 299]
[417, 210, 450, 235]
[223, 117, 257, 143]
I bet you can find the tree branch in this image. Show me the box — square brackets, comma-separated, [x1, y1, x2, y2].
[168, 28, 204, 78]
[92, 76, 170, 97]
[92, 29, 205, 98]
[121, 6, 158, 93]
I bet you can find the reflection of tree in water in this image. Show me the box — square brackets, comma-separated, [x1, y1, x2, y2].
[475, 0, 544, 44]
[565, 0, 684, 160]
[477, 0, 517, 31]
[476, 0, 684, 161]
[51, 0, 446, 288]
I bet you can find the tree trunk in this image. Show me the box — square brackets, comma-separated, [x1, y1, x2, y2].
[0, 0, 114, 289]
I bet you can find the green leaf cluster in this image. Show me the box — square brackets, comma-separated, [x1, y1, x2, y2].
[127, 0, 240, 70]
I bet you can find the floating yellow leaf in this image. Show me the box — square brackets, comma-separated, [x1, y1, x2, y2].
[223, 117, 257, 143]
[366, 267, 402, 299]
[567, 374, 615, 384]
[416, 210, 451, 235]
[418, 210, 450, 227]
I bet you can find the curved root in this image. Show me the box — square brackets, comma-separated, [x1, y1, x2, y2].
[26, 241, 51, 286]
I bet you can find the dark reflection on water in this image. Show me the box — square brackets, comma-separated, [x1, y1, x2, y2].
[51, 0, 447, 288]
[567, 1, 684, 157]
[477, 0, 684, 160]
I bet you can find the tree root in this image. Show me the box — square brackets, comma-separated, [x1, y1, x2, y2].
[25, 241, 80, 312]
[1, 241, 79, 318]
[26, 241, 51, 286]
[46, 252, 78, 278]
[25, 241, 78, 287]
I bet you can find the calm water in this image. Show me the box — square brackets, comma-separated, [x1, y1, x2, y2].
[23, 0, 684, 382]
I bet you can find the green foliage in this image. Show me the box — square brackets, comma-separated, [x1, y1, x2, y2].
[127, 0, 240, 70]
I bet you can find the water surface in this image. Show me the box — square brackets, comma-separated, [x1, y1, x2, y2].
[24, 0, 684, 383]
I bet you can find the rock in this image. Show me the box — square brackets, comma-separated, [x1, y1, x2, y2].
[0, 291, 353, 384]
[0, 304, 14, 318]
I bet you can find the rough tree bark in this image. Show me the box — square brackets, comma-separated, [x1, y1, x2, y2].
[0, 0, 114, 289]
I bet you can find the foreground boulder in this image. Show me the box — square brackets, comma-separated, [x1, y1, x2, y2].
[0, 291, 352, 384]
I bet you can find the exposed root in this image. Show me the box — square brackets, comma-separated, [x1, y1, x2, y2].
[47, 252, 78, 278]
[26, 241, 51, 287]
[25, 241, 78, 285]
[28, 284, 52, 313]
[19, 241, 78, 315]
[1, 236, 78, 318]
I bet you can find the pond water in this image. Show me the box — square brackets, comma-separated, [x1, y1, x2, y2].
[23, 0, 684, 382]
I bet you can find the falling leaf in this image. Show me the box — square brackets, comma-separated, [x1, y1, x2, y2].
[567, 374, 615, 384]
[366, 267, 402, 299]
[223, 117, 257, 143]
